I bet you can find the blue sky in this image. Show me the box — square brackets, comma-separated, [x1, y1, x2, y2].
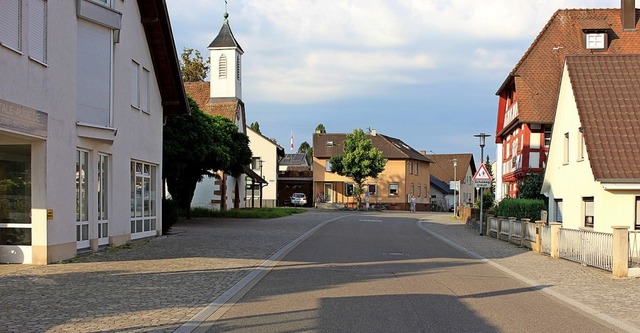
[165, 0, 621, 165]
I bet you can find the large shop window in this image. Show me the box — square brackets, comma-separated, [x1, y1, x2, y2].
[130, 161, 156, 237]
[77, 19, 112, 127]
[0, 145, 31, 246]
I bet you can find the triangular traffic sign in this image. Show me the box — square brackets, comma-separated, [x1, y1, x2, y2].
[473, 164, 492, 181]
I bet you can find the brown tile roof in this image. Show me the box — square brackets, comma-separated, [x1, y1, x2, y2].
[184, 82, 246, 129]
[565, 54, 640, 181]
[425, 154, 476, 183]
[313, 132, 432, 163]
[497, 8, 640, 136]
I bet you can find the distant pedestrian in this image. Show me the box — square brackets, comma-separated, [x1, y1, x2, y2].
[410, 195, 416, 213]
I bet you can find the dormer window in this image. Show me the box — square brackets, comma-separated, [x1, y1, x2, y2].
[584, 31, 608, 50]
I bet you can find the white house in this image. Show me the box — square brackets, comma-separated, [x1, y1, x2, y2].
[542, 54, 640, 232]
[0, 0, 188, 264]
[246, 128, 284, 207]
[186, 11, 252, 210]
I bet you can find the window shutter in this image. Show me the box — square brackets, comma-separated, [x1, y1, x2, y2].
[131, 60, 139, 108]
[0, 0, 21, 50]
[77, 20, 111, 126]
[141, 68, 149, 112]
[28, 0, 46, 62]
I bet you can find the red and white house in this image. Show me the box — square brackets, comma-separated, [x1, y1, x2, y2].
[494, 1, 640, 201]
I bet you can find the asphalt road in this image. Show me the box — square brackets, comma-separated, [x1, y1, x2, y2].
[201, 213, 618, 333]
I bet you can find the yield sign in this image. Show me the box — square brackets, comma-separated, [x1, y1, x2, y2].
[473, 164, 492, 181]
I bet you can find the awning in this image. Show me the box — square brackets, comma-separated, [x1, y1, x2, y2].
[242, 165, 268, 184]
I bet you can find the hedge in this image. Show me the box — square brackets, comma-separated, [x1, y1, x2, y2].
[495, 198, 546, 221]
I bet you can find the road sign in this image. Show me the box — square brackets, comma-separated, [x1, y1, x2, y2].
[473, 164, 492, 188]
[473, 164, 492, 181]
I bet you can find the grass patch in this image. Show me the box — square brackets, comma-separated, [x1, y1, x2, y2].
[190, 207, 305, 219]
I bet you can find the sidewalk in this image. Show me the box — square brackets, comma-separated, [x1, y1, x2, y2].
[419, 212, 640, 333]
[1, 211, 639, 332]
[0, 211, 334, 333]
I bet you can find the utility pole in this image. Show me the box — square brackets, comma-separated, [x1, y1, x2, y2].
[474, 133, 491, 235]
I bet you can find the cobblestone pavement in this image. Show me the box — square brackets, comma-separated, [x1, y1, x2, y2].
[2, 210, 639, 332]
[0, 210, 343, 333]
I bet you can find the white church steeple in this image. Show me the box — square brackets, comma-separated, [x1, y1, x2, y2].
[208, 9, 244, 100]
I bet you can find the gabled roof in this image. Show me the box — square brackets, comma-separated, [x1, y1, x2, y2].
[184, 82, 246, 130]
[430, 175, 453, 195]
[426, 153, 476, 183]
[208, 17, 244, 54]
[496, 8, 640, 136]
[247, 128, 285, 157]
[136, 0, 188, 116]
[565, 54, 640, 181]
[313, 132, 432, 163]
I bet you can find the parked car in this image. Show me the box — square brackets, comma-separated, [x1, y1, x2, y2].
[290, 193, 307, 206]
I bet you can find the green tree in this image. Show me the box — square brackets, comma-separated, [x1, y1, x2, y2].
[315, 124, 326, 134]
[163, 96, 251, 218]
[249, 121, 261, 134]
[329, 129, 386, 207]
[518, 173, 545, 200]
[180, 48, 209, 82]
[298, 141, 313, 165]
[484, 155, 495, 196]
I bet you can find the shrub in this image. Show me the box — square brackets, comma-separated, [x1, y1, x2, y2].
[162, 198, 180, 234]
[495, 198, 546, 221]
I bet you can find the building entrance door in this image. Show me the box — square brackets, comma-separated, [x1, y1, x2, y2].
[323, 183, 333, 203]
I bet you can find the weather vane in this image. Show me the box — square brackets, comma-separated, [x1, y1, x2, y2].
[224, 0, 229, 20]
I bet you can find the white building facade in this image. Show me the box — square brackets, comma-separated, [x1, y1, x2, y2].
[246, 128, 283, 207]
[0, 0, 187, 264]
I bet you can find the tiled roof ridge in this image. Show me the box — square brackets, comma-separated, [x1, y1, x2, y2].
[498, 7, 621, 93]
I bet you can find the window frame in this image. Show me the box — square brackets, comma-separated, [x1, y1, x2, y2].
[0, 0, 22, 52]
[389, 183, 399, 196]
[554, 198, 563, 223]
[583, 197, 594, 228]
[27, 0, 47, 64]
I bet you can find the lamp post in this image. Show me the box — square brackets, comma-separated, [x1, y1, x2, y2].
[474, 133, 491, 235]
[452, 159, 457, 218]
[259, 160, 264, 208]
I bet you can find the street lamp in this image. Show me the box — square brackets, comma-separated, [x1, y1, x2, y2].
[474, 132, 491, 235]
[452, 159, 457, 217]
[259, 159, 264, 208]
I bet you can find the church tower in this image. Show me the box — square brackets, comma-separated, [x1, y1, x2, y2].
[208, 11, 244, 100]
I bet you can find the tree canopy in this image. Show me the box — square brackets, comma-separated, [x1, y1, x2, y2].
[249, 121, 261, 134]
[163, 95, 252, 216]
[329, 129, 386, 205]
[180, 48, 209, 82]
[518, 172, 545, 200]
[298, 141, 313, 165]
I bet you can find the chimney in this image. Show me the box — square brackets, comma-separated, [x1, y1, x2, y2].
[622, 0, 637, 31]
[420, 150, 427, 156]
[371, 129, 377, 136]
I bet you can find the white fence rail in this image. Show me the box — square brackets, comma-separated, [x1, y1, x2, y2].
[559, 228, 612, 271]
[541, 226, 551, 255]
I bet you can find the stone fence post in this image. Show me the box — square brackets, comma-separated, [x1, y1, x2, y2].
[534, 221, 545, 253]
[612, 226, 629, 278]
[520, 218, 530, 247]
[550, 222, 561, 259]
